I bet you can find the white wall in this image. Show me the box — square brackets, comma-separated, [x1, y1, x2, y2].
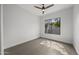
[73, 5, 79, 54]
[40, 7, 73, 44]
[0, 4, 1, 52]
[3, 5, 40, 49]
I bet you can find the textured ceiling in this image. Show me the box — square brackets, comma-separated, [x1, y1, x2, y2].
[18, 4, 73, 16]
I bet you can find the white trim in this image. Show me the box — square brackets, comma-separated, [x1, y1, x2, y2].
[1, 4, 4, 55]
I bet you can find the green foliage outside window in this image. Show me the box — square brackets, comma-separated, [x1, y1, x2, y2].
[50, 21, 60, 27]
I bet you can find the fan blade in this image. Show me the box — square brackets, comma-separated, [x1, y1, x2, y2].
[34, 6, 42, 9]
[45, 4, 54, 9]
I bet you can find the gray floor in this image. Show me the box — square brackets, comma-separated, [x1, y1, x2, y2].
[4, 38, 77, 55]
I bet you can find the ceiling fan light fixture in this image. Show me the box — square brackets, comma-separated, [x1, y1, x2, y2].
[42, 9, 45, 11]
[34, 4, 54, 14]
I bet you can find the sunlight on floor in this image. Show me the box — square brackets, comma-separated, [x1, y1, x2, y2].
[40, 40, 69, 55]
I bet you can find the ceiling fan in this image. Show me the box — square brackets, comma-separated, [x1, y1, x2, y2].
[34, 4, 54, 14]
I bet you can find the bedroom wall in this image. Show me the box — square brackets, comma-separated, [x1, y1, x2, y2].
[40, 7, 73, 44]
[0, 4, 1, 54]
[3, 4, 40, 49]
[73, 4, 79, 54]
